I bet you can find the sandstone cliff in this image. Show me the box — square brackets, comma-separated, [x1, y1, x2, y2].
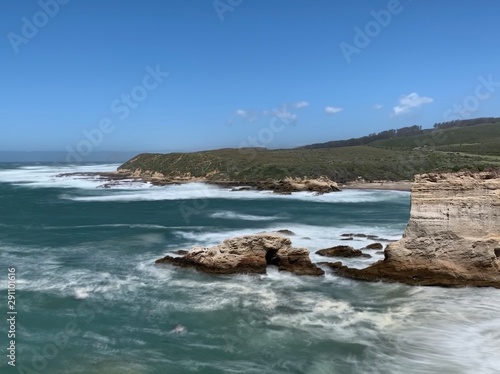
[155, 233, 324, 276]
[332, 170, 500, 287]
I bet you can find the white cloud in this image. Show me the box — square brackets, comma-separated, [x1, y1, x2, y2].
[392, 93, 433, 116]
[276, 111, 297, 122]
[373, 104, 383, 110]
[235, 103, 300, 124]
[324, 106, 343, 115]
[234, 109, 258, 123]
[265, 106, 297, 123]
[294, 101, 309, 109]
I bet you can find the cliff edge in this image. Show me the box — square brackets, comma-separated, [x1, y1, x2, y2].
[332, 170, 500, 288]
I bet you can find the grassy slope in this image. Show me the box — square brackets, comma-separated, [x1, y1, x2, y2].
[370, 122, 500, 155]
[119, 121, 500, 183]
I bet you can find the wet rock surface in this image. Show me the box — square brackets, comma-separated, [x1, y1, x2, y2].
[315, 246, 371, 258]
[331, 171, 500, 288]
[156, 233, 324, 276]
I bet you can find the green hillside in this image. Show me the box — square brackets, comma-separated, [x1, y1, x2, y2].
[371, 122, 500, 156]
[118, 118, 500, 183]
[300, 117, 500, 150]
[118, 142, 497, 184]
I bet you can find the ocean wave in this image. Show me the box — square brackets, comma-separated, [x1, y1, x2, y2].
[352, 287, 500, 374]
[3, 238, 500, 374]
[61, 182, 410, 203]
[0, 164, 411, 209]
[171, 223, 401, 267]
[210, 210, 283, 221]
[43, 223, 171, 230]
[0, 163, 120, 189]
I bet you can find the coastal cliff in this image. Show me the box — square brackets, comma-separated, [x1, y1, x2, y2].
[332, 170, 500, 288]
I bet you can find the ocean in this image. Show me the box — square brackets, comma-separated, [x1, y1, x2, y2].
[0, 163, 498, 374]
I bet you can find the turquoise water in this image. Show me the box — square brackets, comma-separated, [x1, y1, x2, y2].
[0, 163, 498, 374]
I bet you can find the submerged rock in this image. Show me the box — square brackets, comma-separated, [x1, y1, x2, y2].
[173, 250, 189, 255]
[275, 229, 296, 236]
[364, 243, 383, 250]
[340, 233, 393, 242]
[315, 246, 371, 258]
[156, 233, 324, 276]
[331, 171, 500, 288]
[319, 261, 344, 270]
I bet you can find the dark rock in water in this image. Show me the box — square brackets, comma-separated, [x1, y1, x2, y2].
[375, 251, 385, 255]
[342, 233, 380, 239]
[376, 238, 394, 242]
[318, 261, 344, 269]
[276, 229, 295, 236]
[273, 190, 292, 195]
[173, 250, 189, 255]
[340, 237, 354, 241]
[364, 243, 383, 250]
[156, 234, 324, 276]
[316, 246, 371, 258]
[353, 234, 367, 238]
[341, 233, 395, 242]
[302, 237, 311, 240]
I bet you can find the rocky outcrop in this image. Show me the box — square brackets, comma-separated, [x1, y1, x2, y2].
[70, 168, 341, 194]
[316, 246, 371, 258]
[256, 176, 340, 194]
[121, 168, 203, 183]
[340, 233, 392, 241]
[332, 170, 500, 288]
[364, 243, 383, 250]
[155, 234, 324, 276]
[275, 229, 295, 236]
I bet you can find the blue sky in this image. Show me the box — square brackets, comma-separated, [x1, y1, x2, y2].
[1, 0, 500, 154]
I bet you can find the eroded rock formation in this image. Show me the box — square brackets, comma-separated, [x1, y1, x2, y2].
[155, 233, 324, 276]
[256, 176, 340, 194]
[364, 243, 383, 250]
[332, 170, 500, 288]
[316, 246, 371, 258]
[72, 167, 341, 194]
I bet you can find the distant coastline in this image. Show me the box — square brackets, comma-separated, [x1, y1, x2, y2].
[58, 169, 412, 193]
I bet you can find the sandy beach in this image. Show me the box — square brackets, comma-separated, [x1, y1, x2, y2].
[342, 181, 413, 191]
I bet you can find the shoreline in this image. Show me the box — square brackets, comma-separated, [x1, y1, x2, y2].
[58, 171, 413, 192]
[342, 181, 412, 191]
